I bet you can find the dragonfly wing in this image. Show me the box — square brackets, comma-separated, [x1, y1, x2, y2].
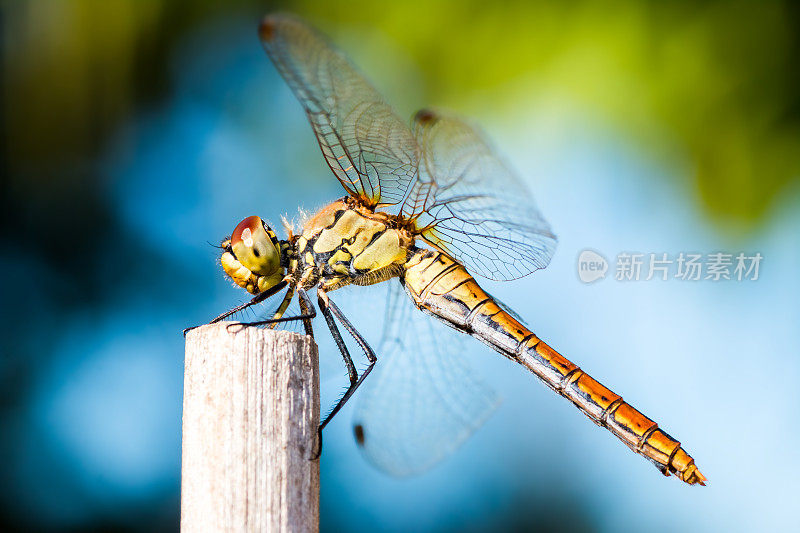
[352, 280, 499, 476]
[405, 110, 557, 281]
[259, 15, 420, 207]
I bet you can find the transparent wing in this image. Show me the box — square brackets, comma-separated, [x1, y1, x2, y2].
[259, 14, 420, 207]
[352, 280, 499, 476]
[403, 110, 558, 281]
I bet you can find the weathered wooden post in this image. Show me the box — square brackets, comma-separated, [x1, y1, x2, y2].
[182, 323, 320, 532]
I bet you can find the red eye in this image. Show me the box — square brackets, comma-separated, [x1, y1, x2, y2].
[231, 216, 262, 247]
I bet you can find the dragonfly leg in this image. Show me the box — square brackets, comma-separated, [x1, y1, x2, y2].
[226, 287, 316, 332]
[265, 285, 295, 329]
[324, 294, 377, 367]
[298, 287, 315, 337]
[317, 291, 358, 386]
[182, 281, 288, 335]
[313, 290, 377, 459]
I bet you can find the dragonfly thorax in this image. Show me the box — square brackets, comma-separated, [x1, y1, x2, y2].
[294, 200, 413, 292]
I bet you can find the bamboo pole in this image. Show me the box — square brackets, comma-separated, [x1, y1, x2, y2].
[182, 323, 320, 532]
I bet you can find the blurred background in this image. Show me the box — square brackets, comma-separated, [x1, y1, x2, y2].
[2, 0, 798, 531]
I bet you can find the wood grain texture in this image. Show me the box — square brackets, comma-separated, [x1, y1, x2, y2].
[182, 323, 320, 532]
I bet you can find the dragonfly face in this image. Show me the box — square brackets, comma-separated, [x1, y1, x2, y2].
[221, 215, 285, 295]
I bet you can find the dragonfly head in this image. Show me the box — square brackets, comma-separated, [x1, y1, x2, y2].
[220, 216, 284, 295]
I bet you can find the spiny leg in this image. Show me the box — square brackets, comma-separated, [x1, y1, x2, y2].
[325, 295, 377, 368]
[212, 281, 289, 323]
[315, 290, 377, 458]
[298, 287, 315, 337]
[183, 281, 288, 335]
[318, 292, 358, 387]
[226, 287, 316, 332]
[266, 285, 295, 329]
[321, 294, 377, 429]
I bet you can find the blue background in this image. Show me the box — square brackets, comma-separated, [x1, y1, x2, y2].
[2, 2, 798, 531]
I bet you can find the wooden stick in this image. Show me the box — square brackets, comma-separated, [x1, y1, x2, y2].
[182, 323, 320, 532]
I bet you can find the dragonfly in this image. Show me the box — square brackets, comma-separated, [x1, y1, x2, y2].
[206, 14, 706, 485]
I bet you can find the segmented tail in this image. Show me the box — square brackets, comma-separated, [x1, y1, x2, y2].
[403, 248, 706, 485]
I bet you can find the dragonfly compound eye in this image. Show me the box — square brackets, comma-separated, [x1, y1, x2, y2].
[230, 216, 281, 276]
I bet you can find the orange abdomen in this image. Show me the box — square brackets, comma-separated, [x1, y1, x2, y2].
[402, 248, 706, 485]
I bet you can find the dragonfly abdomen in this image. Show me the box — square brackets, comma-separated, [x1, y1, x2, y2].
[403, 248, 706, 485]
